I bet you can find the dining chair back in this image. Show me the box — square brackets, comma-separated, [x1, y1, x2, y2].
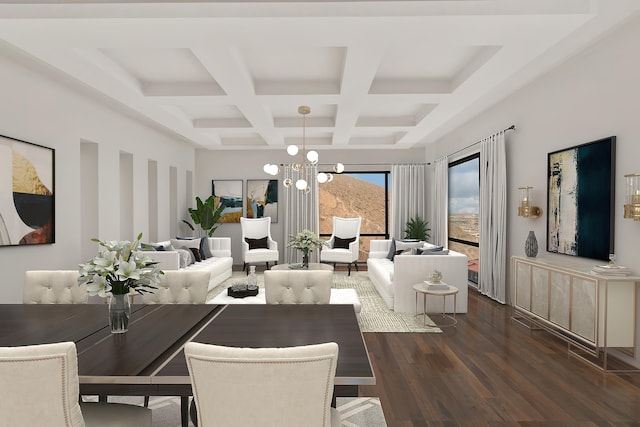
[23, 270, 88, 304]
[185, 341, 341, 427]
[0, 341, 151, 427]
[140, 270, 210, 304]
[264, 270, 332, 304]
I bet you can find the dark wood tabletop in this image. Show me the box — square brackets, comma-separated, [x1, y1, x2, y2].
[0, 303, 374, 388]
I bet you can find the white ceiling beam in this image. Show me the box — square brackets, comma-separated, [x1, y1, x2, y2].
[192, 47, 283, 146]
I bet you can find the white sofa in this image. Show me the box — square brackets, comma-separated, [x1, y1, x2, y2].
[367, 239, 468, 314]
[145, 237, 233, 292]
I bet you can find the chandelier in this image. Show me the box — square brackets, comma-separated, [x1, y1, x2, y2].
[263, 105, 344, 193]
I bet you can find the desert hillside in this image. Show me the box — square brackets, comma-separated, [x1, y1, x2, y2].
[319, 174, 387, 235]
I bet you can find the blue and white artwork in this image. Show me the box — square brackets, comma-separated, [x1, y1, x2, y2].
[212, 180, 243, 223]
[547, 137, 615, 261]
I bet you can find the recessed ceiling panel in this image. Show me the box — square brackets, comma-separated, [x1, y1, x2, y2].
[376, 45, 481, 80]
[179, 104, 244, 121]
[101, 48, 214, 84]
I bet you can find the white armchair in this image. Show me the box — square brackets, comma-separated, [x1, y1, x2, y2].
[0, 341, 151, 427]
[185, 341, 341, 427]
[240, 216, 279, 273]
[23, 270, 88, 304]
[320, 217, 361, 276]
[264, 270, 333, 304]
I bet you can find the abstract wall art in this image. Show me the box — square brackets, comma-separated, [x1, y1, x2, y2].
[547, 136, 615, 261]
[246, 179, 278, 222]
[212, 179, 243, 223]
[0, 134, 55, 247]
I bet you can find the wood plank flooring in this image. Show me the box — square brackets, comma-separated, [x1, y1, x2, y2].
[360, 287, 640, 426]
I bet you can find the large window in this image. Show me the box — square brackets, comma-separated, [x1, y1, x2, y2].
[319, 172, 390, 262]
[448, 154, 480, 284]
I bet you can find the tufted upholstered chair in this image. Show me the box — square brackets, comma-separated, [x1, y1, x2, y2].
[264, 270, 332, 305]
[0, 341, 151, 427]
[185, 341, 341, 427]
[320, 217, 362, 276]
[140, 270, 210, 304]
[240, 216, 279, 273]
[23, 270, 88, 304]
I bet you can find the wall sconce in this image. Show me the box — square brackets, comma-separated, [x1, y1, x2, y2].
[517, 186, 542, 218]
[624, 174, 640, 221]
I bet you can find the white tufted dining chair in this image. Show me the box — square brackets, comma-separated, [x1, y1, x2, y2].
[240, 216, 279, 273]
[185, 341, 341, 427]
[0, 341, 151, 427]
[23, 270, 88, 304]
[140, 270, 210, 304]
[320, 217, 361, 276]
[264, 270, 333, 305]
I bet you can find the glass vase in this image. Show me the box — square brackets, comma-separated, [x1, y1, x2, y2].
[302, 252, 310, 269]
[108, 293, 131, 334]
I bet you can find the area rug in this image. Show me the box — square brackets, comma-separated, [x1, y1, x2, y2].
[208, 271, 441, 333]
[105, 396, 387, 426]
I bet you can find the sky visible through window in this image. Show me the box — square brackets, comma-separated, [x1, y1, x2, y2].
[348, 173, 386, 188]
[449, 158, 479, 214]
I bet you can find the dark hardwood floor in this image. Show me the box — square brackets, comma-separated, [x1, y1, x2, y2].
[360, 288, 640, 426]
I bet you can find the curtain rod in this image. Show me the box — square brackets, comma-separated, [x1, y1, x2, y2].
[446, 125, 515, 159]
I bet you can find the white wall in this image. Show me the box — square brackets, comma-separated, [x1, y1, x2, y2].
[426, 16, 640, 365]
[0, 44, 195, 303]
[194, 148, 423, 264]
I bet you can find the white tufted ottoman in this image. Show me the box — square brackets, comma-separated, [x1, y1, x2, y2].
[208, 287, 361, 314]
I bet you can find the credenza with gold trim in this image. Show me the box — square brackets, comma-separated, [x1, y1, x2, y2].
[511, 255, 639, 372]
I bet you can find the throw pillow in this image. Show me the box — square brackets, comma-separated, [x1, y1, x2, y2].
[176, 248, 192, 268]
[139, 243, 156, 251]
[334, 236, 356, 249]
[170, 238, 200, 252]
[245, 236, 268, 250]
[199, 237, 209, 260]
[386, 238, 397, 261]
[189, 247, 202, 262]
[417, 247, 449, 255]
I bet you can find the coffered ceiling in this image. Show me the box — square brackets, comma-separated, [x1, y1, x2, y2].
[0, 1, 638, 151]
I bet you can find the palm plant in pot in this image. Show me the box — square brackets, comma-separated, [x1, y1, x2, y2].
[182, 195, 226, 237]
[404, 216, 431, 241]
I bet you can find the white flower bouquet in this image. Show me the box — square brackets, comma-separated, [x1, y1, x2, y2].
[78, 233, 163, 297]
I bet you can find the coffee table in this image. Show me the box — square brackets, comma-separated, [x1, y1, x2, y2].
[271, 262, 334, 271]
[413, 281, 459, 327]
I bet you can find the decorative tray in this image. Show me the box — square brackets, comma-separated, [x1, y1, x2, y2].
[228, 284, 259, 298]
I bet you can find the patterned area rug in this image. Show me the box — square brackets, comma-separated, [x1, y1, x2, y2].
[208, 270, 441, 333]
[105, 396, 386, 426]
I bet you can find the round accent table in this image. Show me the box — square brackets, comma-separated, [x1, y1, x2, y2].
[413, 281, 459, 328]
[271, 262, 334, 271]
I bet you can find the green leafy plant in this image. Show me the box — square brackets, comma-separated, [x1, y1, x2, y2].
[182, 196, 226, 237]
[404, 216, 431, 241]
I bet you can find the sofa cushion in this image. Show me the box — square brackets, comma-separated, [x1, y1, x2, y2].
[386, 238, 397, 261]
[334, 236, 355, 249]
[245, 236, 268, 250]
[176, 248, 192, 268]
[200, 237, 212, 259]
[189, 247, 202, 262]
[417, 247, 449, 255]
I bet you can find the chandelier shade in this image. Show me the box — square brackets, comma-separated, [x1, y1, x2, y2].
[263, 105, 343, 193]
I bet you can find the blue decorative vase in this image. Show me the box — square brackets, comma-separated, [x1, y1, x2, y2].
[525, 231, 538, 258]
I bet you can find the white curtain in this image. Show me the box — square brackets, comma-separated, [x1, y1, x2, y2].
[390, 164, 427, 239]
[432, 157, 448, 246]
[479, 131, 507, 303]
[283, 164, 320, 264]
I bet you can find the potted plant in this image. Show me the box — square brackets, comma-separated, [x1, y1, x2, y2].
[182, 196, 226, 237]
[404, 216, 431, 241]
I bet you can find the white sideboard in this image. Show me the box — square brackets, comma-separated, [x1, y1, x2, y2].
[511, 256, 639, 372]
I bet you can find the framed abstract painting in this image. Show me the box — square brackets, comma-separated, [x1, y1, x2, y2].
[0, 134, 55, 246]
[246, 179, 278, 222]
[547, 136, 615, 261]
[212, 179, 243, 223]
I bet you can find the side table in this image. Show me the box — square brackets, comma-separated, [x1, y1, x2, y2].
[413, 281, 459, 328]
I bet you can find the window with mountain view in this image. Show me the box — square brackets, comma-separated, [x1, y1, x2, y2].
[319, 172, 390, 262]
[448, 154, 480, 284]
